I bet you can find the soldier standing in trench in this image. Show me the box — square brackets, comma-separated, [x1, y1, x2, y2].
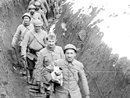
[34, 1, 49, 30]
[11, 13, 34, 72]
[43, 44, 90, 98]
[21, 19, 47, 84]
[34, 33, 64, 95]
[29, 0, 50, 14]
[29, 0, 50, 23]
[28, 4, 43, 24]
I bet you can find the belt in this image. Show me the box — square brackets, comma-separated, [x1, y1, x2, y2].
[28, 48, 42, 54]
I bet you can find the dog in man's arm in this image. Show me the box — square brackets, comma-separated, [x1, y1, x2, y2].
[51, 65, 63, 86]
[45, 65, 63, 91]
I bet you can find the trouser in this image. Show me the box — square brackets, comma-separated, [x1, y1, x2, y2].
[26, 57, 35, 79]
[26, 48, 38, 80]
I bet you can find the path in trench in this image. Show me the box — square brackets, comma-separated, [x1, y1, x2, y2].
[15, 10, 61, 98]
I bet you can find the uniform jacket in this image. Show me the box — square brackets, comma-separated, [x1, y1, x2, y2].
[53, 59, 90, 98]
[34, 46, 64, 82]
[21, 29, 47, 57]
[11, 23, 34, 47]
[36, 9, 48, 27]
[30, 12, 42, 24]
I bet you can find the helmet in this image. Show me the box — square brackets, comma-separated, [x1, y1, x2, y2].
[28, 4, 36, 9]
[34, 1, 41, 7]
[22, 13, 31, 20]
[33, 19, 43, 26]
[64, 44, 77, 53]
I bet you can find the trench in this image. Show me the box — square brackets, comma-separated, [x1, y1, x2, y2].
[0, 0, 130, 98]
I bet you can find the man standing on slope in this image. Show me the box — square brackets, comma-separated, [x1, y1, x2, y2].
[21, 19, 47, 84]
[29, 0, 50, 18]
[11, 13, 34, 71]
[46, 44, 90, 98]
[28, 4, 43, 24]
[34, 33, 64, 94]
[12, 13, 33, 50]
[34, 1, 49, 30]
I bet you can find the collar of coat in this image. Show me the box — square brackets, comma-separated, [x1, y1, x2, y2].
[64, 59, 77, 66]
[47, 45, 56, 52]
[63, 59, 80, 72]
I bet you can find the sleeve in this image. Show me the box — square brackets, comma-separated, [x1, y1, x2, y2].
[60, 47, 65, 59]
[34, 50, 44, 81]
[43, 31, 47, 45]
[78, 63, 90, 96]
[35, 51, 53, 82]
[21, 32, 30, 57]
[11, 26, 21, 47]
[35, 50, 44, 70]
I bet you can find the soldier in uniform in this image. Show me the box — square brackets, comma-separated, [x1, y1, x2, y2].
[28, 4, 43, 24]
[21, 19, 47, 84]
[29, 0, 50, 16]
[12, 13, 33, 49]
[11, 13, 34, 71]
[34, 1, 49, 29]
[34, 33, 64, 94]
[54, 44, 90, 98]
[44, 44, 90, 98]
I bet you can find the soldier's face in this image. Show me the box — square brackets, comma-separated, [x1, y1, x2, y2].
[65, 49, 76, 62]
[29, 9, 35, 15]
[47, 38, 56, 48]
[23, 16, 30, 25]
[35, 7, 40, 11]
[34, 26, 41, 32]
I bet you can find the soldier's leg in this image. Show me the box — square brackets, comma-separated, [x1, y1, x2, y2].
[26, 57, 35, 84]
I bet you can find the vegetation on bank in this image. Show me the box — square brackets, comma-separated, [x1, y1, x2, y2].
[54, 1, 130, 98]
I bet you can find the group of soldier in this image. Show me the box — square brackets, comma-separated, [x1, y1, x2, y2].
[11, 0, 90, 98]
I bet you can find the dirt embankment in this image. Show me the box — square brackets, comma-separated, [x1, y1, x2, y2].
[0, 0, 30, 98]
[54, 2, 130, 98]
[0, 0, 130, 98]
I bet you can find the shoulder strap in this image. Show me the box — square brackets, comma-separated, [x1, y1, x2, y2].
[30, 31, 45, 47]
[21, 28, 28, 40]
[21, 25, 30, 38]
[27, 34, 35, 47]
[22, 26, 35, 48]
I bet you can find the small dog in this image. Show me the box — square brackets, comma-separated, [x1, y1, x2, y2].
[51, 66, 63, 86]
[43, 65, 63, 92]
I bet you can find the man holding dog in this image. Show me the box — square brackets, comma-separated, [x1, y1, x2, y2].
[34, 32, 64, 94]
[52, 44, 90, 98]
